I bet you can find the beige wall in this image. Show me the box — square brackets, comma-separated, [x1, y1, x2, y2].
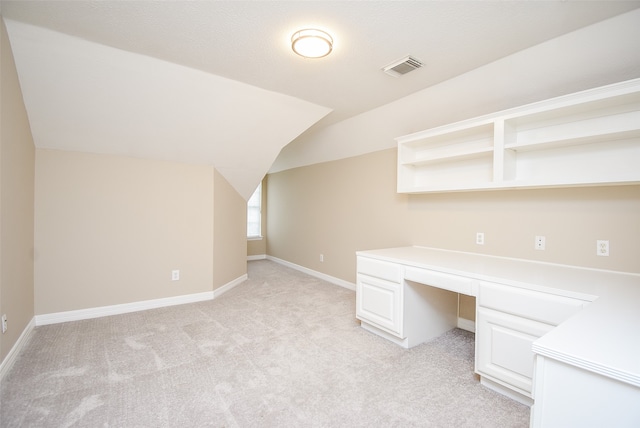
[2, 10, 250, 356]
[247, 177, 267, 257]
[34, 149, 216, 314]
[267, 149, 640, 321]
[213, 169, 248, 287]
[0, 18, 36, 363]
[247, 238, 266, 257]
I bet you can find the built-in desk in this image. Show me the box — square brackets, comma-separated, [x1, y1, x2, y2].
[356, 246, 640, 427]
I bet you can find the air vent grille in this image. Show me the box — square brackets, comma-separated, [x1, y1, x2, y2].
[382, 55, 423, 77]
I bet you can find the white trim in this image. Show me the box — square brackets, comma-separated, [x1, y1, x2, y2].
[247, 254, 267, 261]
[35, 275, 247, 326]
[213, 274, 247, 299]
[480, 377, 533, 407]
[360, 320, 410, 348]
[532, 341, 639, 388]
[0, 317, 35, 381]
[266, 255, 356, 291]
[35, 292, 214, 326]
[457, 317, 476, 333]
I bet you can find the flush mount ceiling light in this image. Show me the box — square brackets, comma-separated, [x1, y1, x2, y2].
[291, 29, 333, 58]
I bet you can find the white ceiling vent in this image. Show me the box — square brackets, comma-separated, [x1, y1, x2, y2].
[382, 55, 423, 77]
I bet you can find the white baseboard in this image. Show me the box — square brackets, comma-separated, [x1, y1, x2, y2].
[480, 377, 533, 407]
[213, 274, 247, 298]
[247, 254, 266, 261]
[457, 317, 476, 333]
[0, 317, 35, 381]
[266, 255, 356, 291]
[360, 320, 410, 348]
[35, 274, 247, 327]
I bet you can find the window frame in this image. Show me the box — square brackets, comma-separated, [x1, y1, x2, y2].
[247, 182, 262, 240]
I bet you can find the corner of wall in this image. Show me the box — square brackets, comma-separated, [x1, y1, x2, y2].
[0, 17, 36, 365]
[213, 168, 248, 289]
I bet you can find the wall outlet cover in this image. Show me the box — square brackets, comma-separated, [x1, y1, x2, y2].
[597, 240, 610, 256]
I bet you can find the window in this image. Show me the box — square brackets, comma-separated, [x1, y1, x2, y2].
[247, 182, 262, 238]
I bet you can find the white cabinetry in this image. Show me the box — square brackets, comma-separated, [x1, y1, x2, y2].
[356, 255, 459, 349]
[356, 257, 403, 336]
[356, 246, 640, 424]
[531, 355, 640, 428]
[397, 121, 495, 191]
[476, 281, 586, 401]
[397, 78, 640, 193]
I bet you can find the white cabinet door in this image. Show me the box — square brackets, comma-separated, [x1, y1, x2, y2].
[476, 281, 588, 398]
[356, 274, 402, 337]
[476, 307, 554, 396]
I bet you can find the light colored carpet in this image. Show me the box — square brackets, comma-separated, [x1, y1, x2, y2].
[1, 260, 529, 427]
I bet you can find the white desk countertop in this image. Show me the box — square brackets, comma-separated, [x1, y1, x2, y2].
[356, 246, 640, 388]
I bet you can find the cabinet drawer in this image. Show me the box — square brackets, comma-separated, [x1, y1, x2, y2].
[479, 281, 584, 326]
[357, 257, 402, 283]
[404, 267, 475, 296]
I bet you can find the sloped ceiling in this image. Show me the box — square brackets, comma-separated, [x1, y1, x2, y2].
[3, 19, 331, 200]
[2, 1, 640, 199]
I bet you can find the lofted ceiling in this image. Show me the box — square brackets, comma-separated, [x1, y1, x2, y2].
[2, 1, 640, 199]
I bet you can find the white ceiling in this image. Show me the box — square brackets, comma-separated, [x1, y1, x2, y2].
[2, 1, 640, 199]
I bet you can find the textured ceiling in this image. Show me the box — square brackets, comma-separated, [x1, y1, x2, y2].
[2, 1, 640, 198]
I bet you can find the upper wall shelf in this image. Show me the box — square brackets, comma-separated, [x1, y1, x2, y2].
[396, 79, 640, 193]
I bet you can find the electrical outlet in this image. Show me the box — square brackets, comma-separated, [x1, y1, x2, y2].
[476, 232, 484, 245]
[597, 240, 609, 256]
[172, 269, 180, 281]
[320, 254, 324, 262]
[1, 314, 7, 334]
[535, 236, 546, 250]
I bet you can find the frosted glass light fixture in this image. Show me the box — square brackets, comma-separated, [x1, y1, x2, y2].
[291, 29, 333, 58]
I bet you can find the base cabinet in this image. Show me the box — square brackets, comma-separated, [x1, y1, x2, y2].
[355, 247, 639, 426]
[356, 257, 404, 337]
[356, 255, 459, 348]
[356, 273, 402, 336]
[531, 356, 640, 427]
[475, 281, 586, 399]
[476, 307, 553, 397]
